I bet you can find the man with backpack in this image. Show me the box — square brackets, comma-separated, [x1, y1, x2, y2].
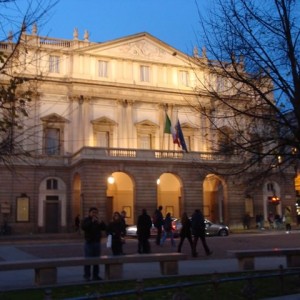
[153, 206, 164, 245]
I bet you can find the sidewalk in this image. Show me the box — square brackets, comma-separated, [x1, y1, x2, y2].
[0, 232, 300, 300]
[0, 242, 288, 291]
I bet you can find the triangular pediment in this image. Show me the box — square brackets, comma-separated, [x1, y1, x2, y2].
[181, 122, 196, 129]
[41, 113, 69, 123]
[77, 32, 191, 66]
[91, 116, 117, 125]
[135, 119, 159, 128]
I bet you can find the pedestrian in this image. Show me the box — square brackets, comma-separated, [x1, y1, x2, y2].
[284, 207, 292, 233]
[191, 209, 212, 257]
[74, 214, 80, 233]
[137, 208, 152, 253]
[160, 212, 176, 247]
[268, 211, 274, 229]
[120, 210, 128, 251]
[177, 212, 194, 255]
[153, 205, 164, 245]
[81, 207, 106, 281]
[255, 213, 264, 230]
[243, 212, 251, 229]
[107, 211, 126, 255]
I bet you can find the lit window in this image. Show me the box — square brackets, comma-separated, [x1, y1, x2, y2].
[96, 131, 109, 147]
[140, 134, 151, 149]
[45, 128, 60, 155]
[140, 65, 150, 82]
[98, 60, 108, 77]
[179, 71, 189, 86]
[49, 55, 60, 73]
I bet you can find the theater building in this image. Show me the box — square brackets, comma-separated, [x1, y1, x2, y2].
[0, 26, 296, 234]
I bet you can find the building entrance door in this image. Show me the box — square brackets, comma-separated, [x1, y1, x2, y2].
[45, 196, 59, 233]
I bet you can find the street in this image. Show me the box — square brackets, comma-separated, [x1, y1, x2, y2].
[3, 229, 300, 260]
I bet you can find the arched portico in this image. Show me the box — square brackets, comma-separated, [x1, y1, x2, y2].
[106, 172, 134, 225]
[156, 173, 182, 218]
[203, 174, 227, 223]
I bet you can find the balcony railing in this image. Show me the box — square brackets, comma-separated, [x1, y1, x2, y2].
[69, 147, 240, 166]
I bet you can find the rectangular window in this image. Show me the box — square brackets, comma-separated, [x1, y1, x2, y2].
[47, 179, 58, 190]
[140, 134, 151, 149]
[45, 128, 60, 155]
[140, 65, 150, 82]
[179, 71, 189, 86]
[96, 131, 109, 147]
[49, 55, 60, 73]
[98, 60, 108, 77]
[16, 196, 29, 222]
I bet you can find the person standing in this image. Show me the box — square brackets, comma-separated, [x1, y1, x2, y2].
[284, 207, 292, 233]
[160, 212, 176, 247]
[153, 206, 164, 245]
[107, 212, 126, 255]
[74, 214, 80, 233]
[137, 208, 152, 253]
[177, 212, 194, 255]
[81, 207, 106, 281]
[191, 209, 212, 257]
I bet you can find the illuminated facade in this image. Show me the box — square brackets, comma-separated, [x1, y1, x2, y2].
[0, 27, 296, 233]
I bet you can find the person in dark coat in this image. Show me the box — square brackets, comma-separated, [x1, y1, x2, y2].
[177, 212, 194, 255]
[153, 206, 164, 245]
[81, 207, 106, 281]
[191, 209, 212, 257]
[107, 211, 126, 255]
[137, 208, 152, 253]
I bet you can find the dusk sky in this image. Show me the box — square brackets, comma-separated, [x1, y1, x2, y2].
[38, 0, 209, 55]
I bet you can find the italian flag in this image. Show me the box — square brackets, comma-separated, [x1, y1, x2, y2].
[164, 113, 180, 145]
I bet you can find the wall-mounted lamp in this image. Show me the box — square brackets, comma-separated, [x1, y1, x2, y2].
[156, 179, 160, 185]
[107, 176, 115, 184]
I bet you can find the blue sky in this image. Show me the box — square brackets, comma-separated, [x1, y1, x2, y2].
[38, 0, 209, 55]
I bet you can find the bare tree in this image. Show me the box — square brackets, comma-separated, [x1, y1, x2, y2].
[192, 0, 300, 183]
[0, 0, 58, 166]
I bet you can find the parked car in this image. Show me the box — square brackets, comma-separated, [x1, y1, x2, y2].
[204, 219, 229, 237]
[126, 218, 229, 237]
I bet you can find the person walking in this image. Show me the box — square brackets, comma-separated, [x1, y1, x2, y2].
[81, 207, 106, 281]
[107, 211, 126, 255]
[177, 212, 194, 255]
[153, 206, 164, 245]
[137, 208, 152, 253]
[160, 212, 176, 247]
[191, 209, 212, 257]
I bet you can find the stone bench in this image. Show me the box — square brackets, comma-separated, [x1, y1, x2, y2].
[0, 252, 187, 286]
[227, 248, 300, 271]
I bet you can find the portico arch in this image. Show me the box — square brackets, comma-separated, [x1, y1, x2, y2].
[203, 174, 227, 223]
[156, 173, 182, 218]
[106, 172, 134, 225]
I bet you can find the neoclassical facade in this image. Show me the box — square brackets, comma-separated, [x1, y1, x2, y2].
[0, 27, 296, 234]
